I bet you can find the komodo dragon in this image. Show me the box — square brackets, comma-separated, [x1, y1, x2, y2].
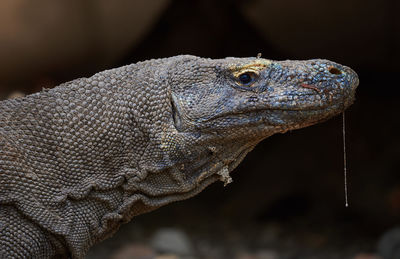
[0, 55, 359, 258]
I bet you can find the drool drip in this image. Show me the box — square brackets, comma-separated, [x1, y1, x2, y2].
[342, 112, 349, 207]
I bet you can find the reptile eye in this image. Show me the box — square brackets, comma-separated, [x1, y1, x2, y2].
[237, 72, 257, 86]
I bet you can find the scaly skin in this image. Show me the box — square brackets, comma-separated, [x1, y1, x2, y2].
[0, 55, 358, 258]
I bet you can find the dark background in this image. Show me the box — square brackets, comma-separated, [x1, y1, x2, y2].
[0, 0, 399, 258]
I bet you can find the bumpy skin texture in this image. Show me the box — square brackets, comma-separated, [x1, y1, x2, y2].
[0, 55, 358, 258]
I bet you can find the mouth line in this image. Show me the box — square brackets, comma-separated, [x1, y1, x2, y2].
[171, 85, 355, 131]
[195, 104, 336, 124]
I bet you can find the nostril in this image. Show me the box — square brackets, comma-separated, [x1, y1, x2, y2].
[328, 66, 342, 75]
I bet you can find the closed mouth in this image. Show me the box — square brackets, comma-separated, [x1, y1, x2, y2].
[194, 103, 341, 124]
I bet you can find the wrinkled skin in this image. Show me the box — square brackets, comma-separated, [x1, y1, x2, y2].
[0, 55, 358, 258]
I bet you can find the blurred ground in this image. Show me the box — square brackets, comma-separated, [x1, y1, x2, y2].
[0, 0, 399, 258]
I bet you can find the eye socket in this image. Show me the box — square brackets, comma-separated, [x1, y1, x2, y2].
[237, 72, 257, 86]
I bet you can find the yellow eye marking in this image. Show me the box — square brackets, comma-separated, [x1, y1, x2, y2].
[229, 59, 272, 78]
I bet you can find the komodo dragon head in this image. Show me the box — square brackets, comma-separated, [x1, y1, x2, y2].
[148, 55, 358, 197]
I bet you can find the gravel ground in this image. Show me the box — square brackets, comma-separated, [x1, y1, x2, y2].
[88, 210, 382, 259]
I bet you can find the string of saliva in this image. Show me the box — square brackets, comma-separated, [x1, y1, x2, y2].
[342, 112, 349, 207]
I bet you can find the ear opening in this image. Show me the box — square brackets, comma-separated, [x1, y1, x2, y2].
[171, 93, 183, 132]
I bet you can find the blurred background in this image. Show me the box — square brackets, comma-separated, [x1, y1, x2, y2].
[0, 0, 399, 258]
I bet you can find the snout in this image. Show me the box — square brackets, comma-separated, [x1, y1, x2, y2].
[302, 59, 359, 107]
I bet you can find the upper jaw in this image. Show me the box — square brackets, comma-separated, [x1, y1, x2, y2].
[192, 73, 358, 127]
